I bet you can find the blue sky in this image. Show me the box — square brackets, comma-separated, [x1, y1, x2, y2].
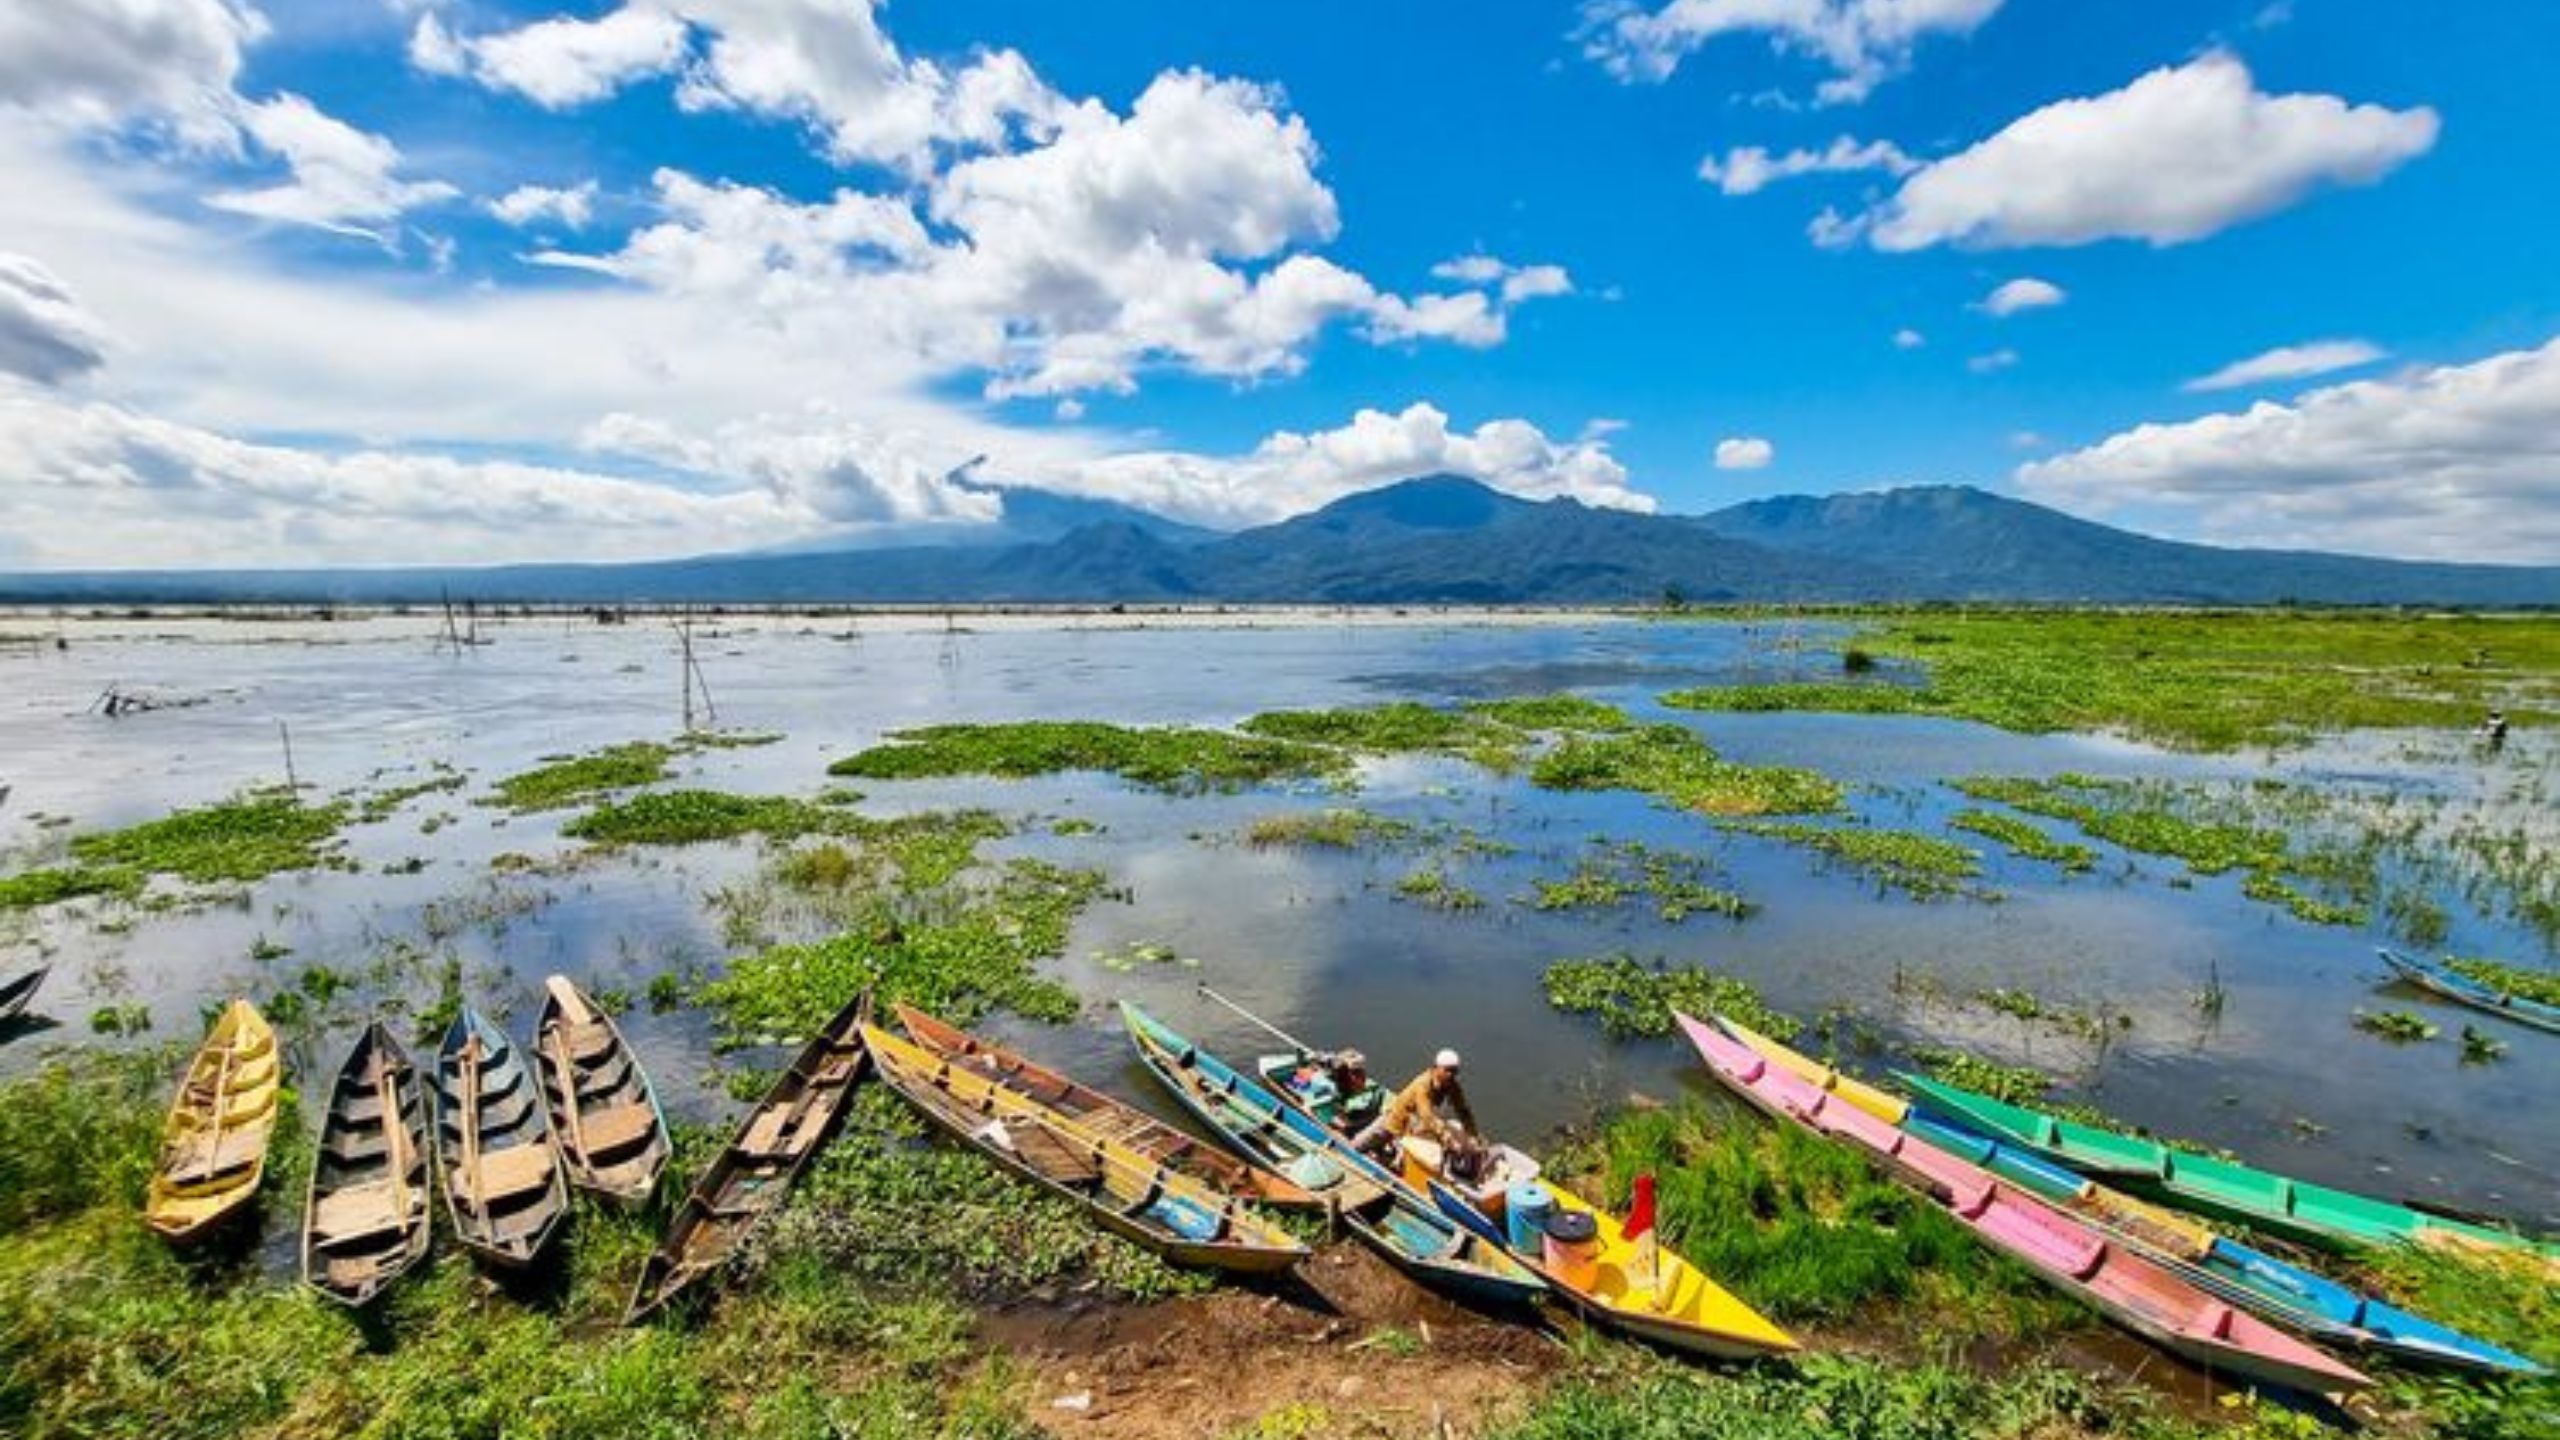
[0, 0, 2554, 567]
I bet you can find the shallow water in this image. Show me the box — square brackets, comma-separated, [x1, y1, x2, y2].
[2, 610, 2553, 1232]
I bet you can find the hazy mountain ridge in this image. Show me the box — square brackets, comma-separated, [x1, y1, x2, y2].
[2, 478, 2552, 606]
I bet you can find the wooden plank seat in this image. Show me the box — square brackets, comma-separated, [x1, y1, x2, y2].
[313, 1181, 416, 1246]
[454, 1143, 556, 1206]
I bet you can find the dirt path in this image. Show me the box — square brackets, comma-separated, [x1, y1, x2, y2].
[979, 1242, 1565, 1439]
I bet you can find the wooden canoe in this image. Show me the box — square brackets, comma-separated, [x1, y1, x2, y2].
[145, 999, 280, 1242]
[1894, 1070, 2560, 1263]
[2378, 948, 2560, 1036]
[0, 964, 46, 1024]
[536, 976, 671, 1207]
[866, 1023, 1308, 1275]
[1720, 1017, 2544, 1376]
[1432, 1179, 1796, 1360]
[1121, 1002, 1544, 1306]
[436, 1006, 569, 1268]
[1679, 1012, 2371, 1394]
[625, 993, 870, 1323]
[303, 1020, 434, 1306]
[896, 1002, 1318, 1209]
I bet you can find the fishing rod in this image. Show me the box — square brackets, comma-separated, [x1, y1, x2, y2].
[1195, 983, 1316, 1055]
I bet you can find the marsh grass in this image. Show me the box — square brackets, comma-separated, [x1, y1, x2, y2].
[1662, 610, 2560, 751]
[68, 793, 351, 884]
[1727, 821, 1984, 900]
[1532, 724, 1843, 817]
[829, 721, 1345, 793]
[488, 741, 673, 811]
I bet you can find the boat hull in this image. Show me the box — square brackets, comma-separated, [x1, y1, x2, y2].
[2378, 948, 2560, 1035]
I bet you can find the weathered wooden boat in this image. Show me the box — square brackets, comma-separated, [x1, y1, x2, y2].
[625, 993, 870, 1323]
[0, 964, 46, 1024]
[1253, 1030, 1539, 1212]
[867, 1023, 1308, 1274]
[895, 1003, 1318, 1209]
[303, 1020, 434, 1306]
[1895, 1070, 2560, 1263]
[1431, 1177, 1796, 1360]
[1720, 1018, 2544, 1376]
[145, 999, 280, 1242]
[2377, 948, 2560, 1036]
[1679, 1012, 2371, 1394]
[1122, 1003, 1544, 1306]
[435, 1006, 569, 1268]
[536, 976, 670, 1206]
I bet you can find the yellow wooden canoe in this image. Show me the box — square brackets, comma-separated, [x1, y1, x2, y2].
[1529, 1184, 1797, 1360]
[146, 999, 280, 1242]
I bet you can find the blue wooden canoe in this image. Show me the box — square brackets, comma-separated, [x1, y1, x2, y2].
[1121, 1002, 1544, 1307]
[2377, 949, 2560, 1035]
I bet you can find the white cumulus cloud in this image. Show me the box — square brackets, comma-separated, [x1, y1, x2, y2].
[0, 253, 112, 385]
[1053, 402, 1652, 530]
[2183, 338, 2385, 392]
[1892, 327, 1925, 349]
[1698, 136, 1917, 195]
[0, 0, 264, 149]
[1853, 54, 2437, 251]
[489, 181, 600, 229]
[1587, 0, 2004, 102]
[205, 94, 459, 235]
[1978, 276, 2064, 316]
[2018, 337, 2560, 563]
[1713, 435, 1774, 470]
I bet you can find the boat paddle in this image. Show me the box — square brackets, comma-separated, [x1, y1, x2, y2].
[1195, 983, 1317, 1057]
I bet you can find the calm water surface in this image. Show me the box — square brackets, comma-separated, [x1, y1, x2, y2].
[2, 610, 2552, 1231]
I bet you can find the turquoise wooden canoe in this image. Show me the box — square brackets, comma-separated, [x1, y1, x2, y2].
[1897, 1072, 2559, 1263]
[1121, 1002, 1544, 1307]
[2377, 949, 2560, 1036]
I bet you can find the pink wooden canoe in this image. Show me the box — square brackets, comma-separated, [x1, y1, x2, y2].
[1674, 1012, 2370, 1395]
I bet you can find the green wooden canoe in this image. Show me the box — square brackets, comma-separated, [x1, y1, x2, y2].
[1896, 1073, 2558, 1262]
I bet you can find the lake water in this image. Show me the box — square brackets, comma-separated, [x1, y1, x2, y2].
[3, 609, 2553, 1233]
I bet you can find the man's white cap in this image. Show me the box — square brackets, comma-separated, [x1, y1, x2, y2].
[1435, 1048, 1462, 1070]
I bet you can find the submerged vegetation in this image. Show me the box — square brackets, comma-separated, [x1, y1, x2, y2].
[1661, 610, 2560, 751]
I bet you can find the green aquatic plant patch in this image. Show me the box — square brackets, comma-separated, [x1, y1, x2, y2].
[1727, 821, 1983, 900]
[1528, 841, 1755, 922]
[563, 788, 837, 845]
[0, 864, 143, 910]
[1662, 610, 2560, 751]
[1905, 1046, 2056, 1107]
[1243, 700, 1524, 768]
[1531, 723, 1843, 816]
[2445, 956, 2560, 1008]
[831, 720, 1347, 793]
[1464, 693, 1634, 732]
[1244, 807, 1420, 850]
[488, 740, 672, 810]
[1393, 864, 1484, 911]
[1542, 953, 1796, 1040]
[1946, 808, 2097, 872]
[68, 793, 350, 884]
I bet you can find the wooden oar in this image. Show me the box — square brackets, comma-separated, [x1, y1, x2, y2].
[458, 1034, 484, 1212]
[377, 1045, 412, 1225]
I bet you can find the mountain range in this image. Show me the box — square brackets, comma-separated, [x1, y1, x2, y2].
[2, 478, 2552, 607]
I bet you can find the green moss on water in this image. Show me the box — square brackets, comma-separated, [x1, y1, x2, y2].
[829, 721, 1346, 794]
[68, 794, 350, 884]
[1946, 809, 2097, 872]
[488, 741, 673, 811]
[1662, 610, 2560, 751]
[1728, 821, 1984, 900]
[0, 864, 143, 910]
[1531, 724, 1843, 817]
[1542, 954, 1796, 1039]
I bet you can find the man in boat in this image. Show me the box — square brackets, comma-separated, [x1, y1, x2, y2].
[1353, 1049, 1480, 1164]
